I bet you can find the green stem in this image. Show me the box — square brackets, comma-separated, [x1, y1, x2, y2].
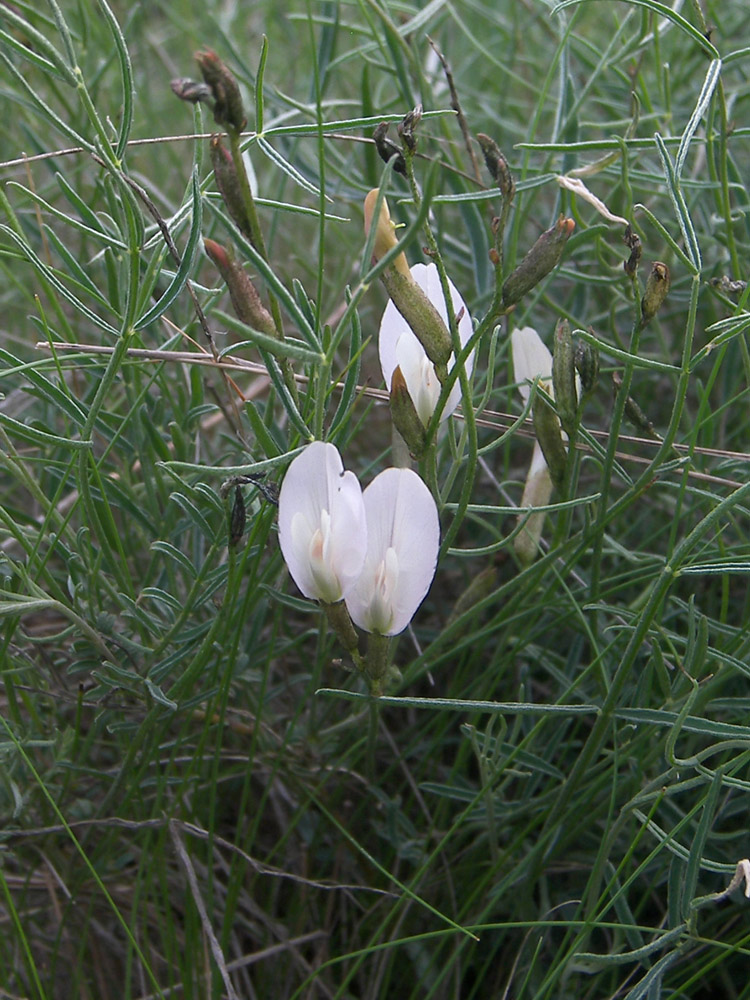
[227, 129, 300, 404]
[544, 474, 750, 847]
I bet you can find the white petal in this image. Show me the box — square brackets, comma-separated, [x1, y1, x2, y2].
[556, 175, 629, 226]
[511, 326, 553, 404]
[395, 332, 440, 426]
[527, 440, 549, 480]
[378, 262, 474, 423]
[414, 262, 474, 362]
[278, 442, 367, 602]
[328, 467, 369, 594]
[346, 468, 439, 636]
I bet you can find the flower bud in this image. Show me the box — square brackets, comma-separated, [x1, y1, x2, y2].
[640, 262, 670, 325]
[373, 122, 406, 175]
[552, 318, 577, 435]
[170, 77, 213, 105]
[623, 224, 642, 278]
[204, 239, 276, 337]
[574, 336, 600, 395]
[364, 190, 452, 371]
[209, 136, 253, 241]
[389, 365, 428, 458]
[477, 133, 515, 203]
[502, 216, 575, 308]
[532, 392, 567, 491]
[195, 49, 247, 132]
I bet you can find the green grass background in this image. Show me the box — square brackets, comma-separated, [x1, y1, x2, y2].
[1, 0, 750, 996]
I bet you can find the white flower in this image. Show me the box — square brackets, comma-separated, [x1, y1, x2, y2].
[511, 326, 557, 565]
[379, 262, 473, 425]
[511, 325, 553, 405]
[278, 442, 367, 604]
[345, 468, 439, 636]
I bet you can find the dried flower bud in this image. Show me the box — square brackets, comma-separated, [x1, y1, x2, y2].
[210, 135, 253, 241]
[229, 485, 246, 548]
[195, 49, 247, 132]
[710, 275, 747, 297]
[363, 189, 409, 276]
[389, 366, 428, 458]
[640, 262, 670, 324]
[532, 391, 567, 491]
[398, 104, 423, 154]
[623, 224, 642, 278]
[612, 372, 657, 437]
[373, 122, 406, 175]
[204, 239, 276, 337]
[170, 78, 213, 104]
[477, 133, 515, 202]
[552, 318, 577, 434]
[502, 216, 575, 308]
[574, 336, 600, 395]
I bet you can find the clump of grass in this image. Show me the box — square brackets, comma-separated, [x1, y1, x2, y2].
[1, 0, 750, 997]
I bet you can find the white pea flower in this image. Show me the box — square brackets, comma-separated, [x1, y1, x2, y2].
[278, 442, 367, 604]
[379, 262, 474, 425]
[345, 468, 439, 636]
[511, 325, 553, 404]
[511, 326, 556, 566]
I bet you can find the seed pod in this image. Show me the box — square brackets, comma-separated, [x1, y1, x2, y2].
[502, 216, 575, 308]
[640, 262, 670, 325]
[552, 318, 577, 434]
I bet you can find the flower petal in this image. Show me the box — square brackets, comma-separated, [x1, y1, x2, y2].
[511, 326, 552, 404]
[346, 468, 439, 635]
[278, 442, 367, 602]
[395, 332, 440, 426]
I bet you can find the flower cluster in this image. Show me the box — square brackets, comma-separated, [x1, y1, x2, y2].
[278, 442, 439, 638]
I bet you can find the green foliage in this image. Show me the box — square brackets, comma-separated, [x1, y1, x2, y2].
[0, 0, 750, 996]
